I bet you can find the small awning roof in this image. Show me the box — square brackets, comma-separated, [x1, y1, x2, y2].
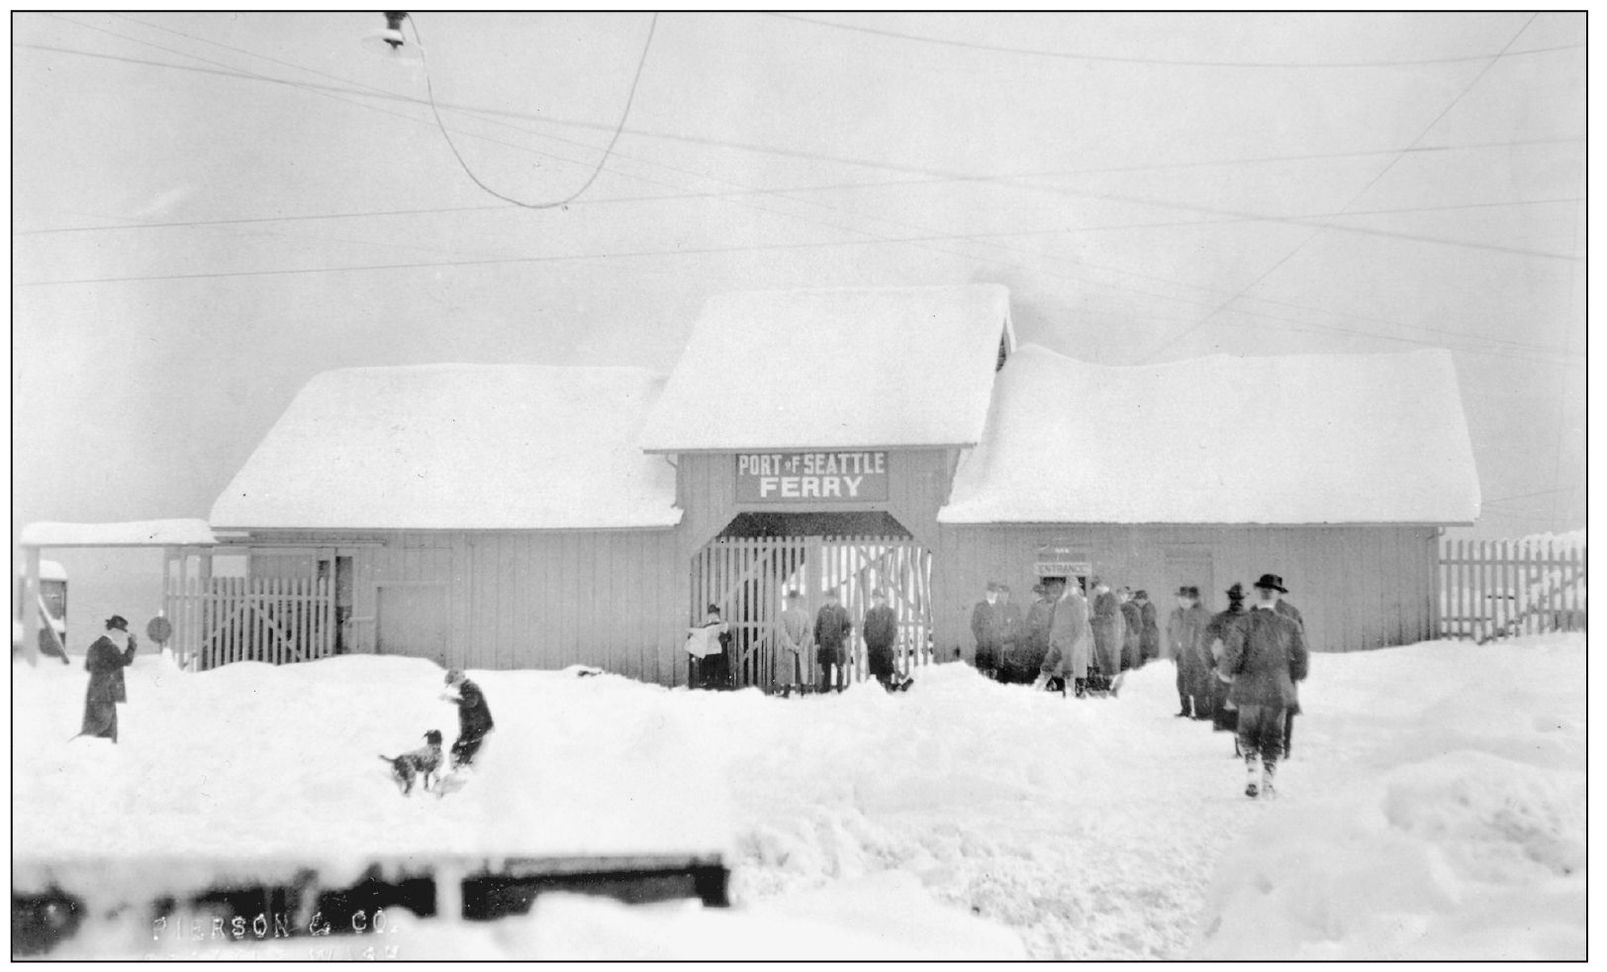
[19, 519, 218, 548]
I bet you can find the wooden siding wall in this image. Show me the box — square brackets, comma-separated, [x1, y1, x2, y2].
[243, 530, 683, 680]
[933, 524, 1440, 657]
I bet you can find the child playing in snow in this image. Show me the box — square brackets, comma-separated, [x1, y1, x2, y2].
[441, 668, 495, 769]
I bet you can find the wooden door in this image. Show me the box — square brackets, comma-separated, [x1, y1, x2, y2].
[377, 583, 449, 666]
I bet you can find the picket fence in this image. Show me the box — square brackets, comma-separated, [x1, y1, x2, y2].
[1438, 538, 1586, 643]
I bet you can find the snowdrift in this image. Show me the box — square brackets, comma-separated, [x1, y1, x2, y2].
[1191, 637, 1585, 960]
[12, 633, 1585, 959]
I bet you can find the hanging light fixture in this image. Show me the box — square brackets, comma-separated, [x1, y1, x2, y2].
[361, 11, 418, 59]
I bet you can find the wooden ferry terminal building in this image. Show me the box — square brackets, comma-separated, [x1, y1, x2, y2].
[197, 285, 1480, 685]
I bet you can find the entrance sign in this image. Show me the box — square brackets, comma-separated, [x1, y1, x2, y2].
[1035, 542, 1091, 578]
[736, 452, 890, 503]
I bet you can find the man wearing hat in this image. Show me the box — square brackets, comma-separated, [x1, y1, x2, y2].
[1222, 577, 1310, 798]
[774, 590, 812, 698]
[1034, 576, 1092, 697]
[861, 589, 907, 692]
[1205, 583, 1251, 739]
[1088, 576, 1125, 689]
[814, 589, 854, 693]
[1132, 590, 1161, 664]
[78, 615, 139, 743]
[970, 582, 1005, 679]
[1253, 574, 1306, 757]
[1014, 582, 1054, 683]
[1166, 587, 1212, 718]
[685, 604, 732, 690]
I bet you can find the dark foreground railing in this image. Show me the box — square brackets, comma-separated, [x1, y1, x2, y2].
[13, 853, 729, 957]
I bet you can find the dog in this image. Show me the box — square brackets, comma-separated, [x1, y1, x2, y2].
[378, 729, 443, 795]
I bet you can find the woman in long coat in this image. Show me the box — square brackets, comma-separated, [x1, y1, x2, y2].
[80, 615, 138, 743]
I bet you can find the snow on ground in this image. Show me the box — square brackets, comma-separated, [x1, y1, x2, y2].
[1192, 635, 1585, 960]
[12, 633, 1585, 959]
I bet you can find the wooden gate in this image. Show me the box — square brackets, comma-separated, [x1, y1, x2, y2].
[689, 535, 934, 691]
[164, 576, 337, 670]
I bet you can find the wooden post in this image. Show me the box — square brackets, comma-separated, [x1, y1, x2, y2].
[21, 546, 42, 666]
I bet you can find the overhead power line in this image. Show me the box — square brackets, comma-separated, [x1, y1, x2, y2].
[13, 40, 1585, 188]
[1142, 12, 1545, 360]
[18, 38, 1577, 265]
[408, 12, 658, 209]
[770, 12, 1585, 69]
[16, 17, 1581, 368]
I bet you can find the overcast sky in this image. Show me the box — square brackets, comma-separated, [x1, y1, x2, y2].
[12, 11, 1586, 556]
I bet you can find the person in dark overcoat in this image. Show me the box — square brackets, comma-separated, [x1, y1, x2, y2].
[862, 589, 904, 691]
[1089, 577, 1125, 683]
[1220, 591, 1309, 798]
[1205, 584, 1250, 737]
[1013, 583, 1054, 683]
[1254, 573, 1307, 758]
[814, 590, 854, 693]
[1133, 590, 1161, 663]
[1166, 587, 1213, 718]
[969, 582, 1004, 678]
[79, 615, 138, 743]
[1118, 587, 1143, 672]
[443, 667, 496, 768]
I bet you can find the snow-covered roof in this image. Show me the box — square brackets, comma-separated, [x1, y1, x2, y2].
[19, 519, 217, 547]
[640, 285, 1015, 452]
[940, 345, 1481, 525]
[209, 365, 682, 531]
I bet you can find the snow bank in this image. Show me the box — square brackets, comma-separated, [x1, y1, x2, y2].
[19, 519, 217, 548]
[13, 654, 729, 900]
[208, 365, 681, 530]
[13, 631, 1584, 959]
[1191, 635, 1584, 960]
[1514, 529, 1586, 551]
[640, 285, 1013, 451]
[941, 344, 1481, 524]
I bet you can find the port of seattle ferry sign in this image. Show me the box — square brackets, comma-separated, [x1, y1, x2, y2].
[736, 451, 890, 502]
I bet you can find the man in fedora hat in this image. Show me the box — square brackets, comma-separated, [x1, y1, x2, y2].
[1166, 586, 1212, 718]
[1013, 582, 1054, 683]
[1033, 575, 1092, 697]
[1205, 583, 1251, 741]
[970, 582, 1005, 679]
[774, 589, 812, 698]
[1223, 578, 1310, 798]
[814, 589, 854, 693]
[78, 615, 139, 743]
[1088, 576, 1125, 690]
[862, 588, 908, 692]
[1254, 573, 1306, 757]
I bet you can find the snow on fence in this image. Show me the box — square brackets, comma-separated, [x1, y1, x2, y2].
[163, 577, 337, 671]
[1438, 538, 1586, 643]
